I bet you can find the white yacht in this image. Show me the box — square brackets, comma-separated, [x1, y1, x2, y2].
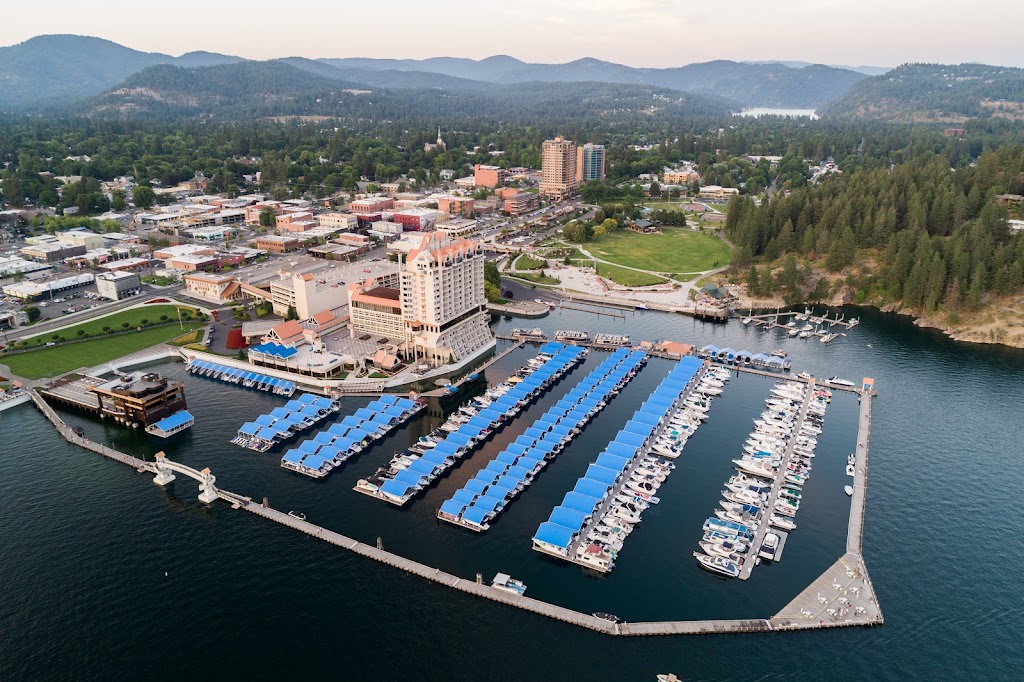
[759, 533, 780, 560]
[696, 554, 740, 578]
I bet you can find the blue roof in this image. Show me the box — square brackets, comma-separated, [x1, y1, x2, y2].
[585, 464, 620, 485]
[394, 468, 427, 486]
[533, 522, 576, 549]
[561, 491, 601, 514]
[573, 477, 609, 499]
[439, 499, 468, 517]
[150, 409, 192, 430]
[464, 478, 490, 494]
[461, 505, 493, 525]
[407, 459, 438, 475]
[548, 506, 588, 531]
[596, 453, 631, 471]
[380, 479, 414, 498]
[452, 488, 478, 504]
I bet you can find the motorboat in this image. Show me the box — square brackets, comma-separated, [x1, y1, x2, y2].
[491, 573, 527, 596]
[846, 464, 856, 477]
[847, 453, 856, 465]
[845, 485, 854, 496]
[770, 514, 796, 531]
[759, 533, 780, 560]
[627, 480, 658, 496]
[696, 554, 740, 578]
[770, 348, 787, 358]
[827, 376, 856, 388]
[287, 510, 306, 520]
[734, 459, 775, 478]
[700, 540, 746, 558]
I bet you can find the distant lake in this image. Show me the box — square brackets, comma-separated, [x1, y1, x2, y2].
[738, 107, 819, 119]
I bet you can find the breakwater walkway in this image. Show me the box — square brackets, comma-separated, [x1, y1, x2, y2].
[30, 381, 882, 636]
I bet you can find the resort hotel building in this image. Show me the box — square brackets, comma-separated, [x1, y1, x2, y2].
[348, 233, 493, 365]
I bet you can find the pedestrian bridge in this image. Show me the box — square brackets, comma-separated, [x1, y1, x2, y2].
[152, 451, 219, 503]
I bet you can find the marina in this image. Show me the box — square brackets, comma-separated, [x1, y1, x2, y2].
[280, 395, 425, 478]
[231, 393, 340, 452]
[437, 348, 647, 531]
[185, 357, 297, 396]
[532, 356, 710, 572]
[354, 344, 587, 506]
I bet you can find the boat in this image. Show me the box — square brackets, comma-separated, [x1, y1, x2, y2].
[770, 515, 796, 531]
[770, 349, 787, 358]
[510, 328, 546, 341]
[700, 540, 746, 557]
[845, 485, 854, 496]
[847, 453, 856, 465]
[491, 573, 527, 596]
[287, 511, 306, 520]
[846, 464, 856, 477]
[635, 303, 651, 310]
[555, 330, 590, 342]
[827, 376, 856, 387]
[759, 532, 780, 560]
[696, 554, 740, 578]
[592, 612, 621, 623]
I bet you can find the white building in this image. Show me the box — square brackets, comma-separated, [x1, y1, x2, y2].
[95, 271, 141, 301]
[270, 272, 350, 320]
[348, 233, 490, 364]
[318, 213, 359, 231]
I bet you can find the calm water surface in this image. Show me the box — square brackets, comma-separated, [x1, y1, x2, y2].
[1, 306, 1022, 680]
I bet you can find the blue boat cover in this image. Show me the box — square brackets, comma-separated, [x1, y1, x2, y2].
[533, 522, 576, 549]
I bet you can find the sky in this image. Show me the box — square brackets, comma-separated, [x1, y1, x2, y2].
[3, 0, 1023, 69]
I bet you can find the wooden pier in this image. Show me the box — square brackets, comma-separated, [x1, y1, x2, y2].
[558, 302, 626, 318]
[28, 373, 883, 636]
[420, 341, 524, 398]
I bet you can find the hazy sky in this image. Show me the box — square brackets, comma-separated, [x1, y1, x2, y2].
[3, 0, 1022, 68]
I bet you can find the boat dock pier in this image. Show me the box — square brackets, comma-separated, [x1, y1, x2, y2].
[420, 341, 524, 398]
[738, 383, 814, 580]
[558, 302, 627, 318]
[741, 309, 859, 333]
[28, 371, 882, 635]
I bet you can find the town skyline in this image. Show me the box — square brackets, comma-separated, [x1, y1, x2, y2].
[3, 0, 1024, 69]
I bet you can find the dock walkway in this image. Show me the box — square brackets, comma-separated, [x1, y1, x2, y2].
[738, 383, 813, 580]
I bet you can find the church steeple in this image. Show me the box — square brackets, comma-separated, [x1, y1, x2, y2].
[437, 126, 444, 146]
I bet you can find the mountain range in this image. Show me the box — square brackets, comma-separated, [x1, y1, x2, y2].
[2, 35, 1023, 124]
[1, 34, 868, 110]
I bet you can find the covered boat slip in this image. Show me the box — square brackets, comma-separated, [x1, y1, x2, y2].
[438, 349, 648, 532]
[281, 396, 423, 478]
[531, 357, 706, 569]
[360, 344, 588, 506]
[698, 345, 790, 371]
[186, 358, 297, 396]
[145, 409, 195, 438]
[232, 393, 340, 452]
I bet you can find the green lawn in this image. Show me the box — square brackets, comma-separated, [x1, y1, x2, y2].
[510, 272, 561, 286]
[4, 323, 204, 379]
[587, 228, 731, 273]
[595, 262, 666, 287]
[513, 254, 548, 271]
[19, 305, 199, 347]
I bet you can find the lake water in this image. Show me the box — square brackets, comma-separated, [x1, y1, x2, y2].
[2, 305, 1022, 680]
[737, 108, 819, 119]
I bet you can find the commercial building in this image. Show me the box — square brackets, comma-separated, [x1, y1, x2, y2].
[503, 192, 538, 216]
[40, 371, 187, 428]
[95, 271, 142, 301]
[2, 273, 95, 300]
[437, 218, 480, 240]
[165, 254, 221, 272]
[21, 243, 87, 263]
[269, 272, 349, 320]
[152, 244, 217, 262]
[436, 195, 475, 219]
[662, 168, 700, 185]
[254, 235, 302, 253]
[348, 233, 490, 364]
[57, 228, 105, 250]
[698, 185, 741, 200]
[349, 196, 394, 213]
[540, 136, 578, 200]
[576, 143, 606, 183]
[390, 208, 440, 232]
[183, 272, 242, 303]
[318, 212, 359, 231]
[474, 164, 506, 188]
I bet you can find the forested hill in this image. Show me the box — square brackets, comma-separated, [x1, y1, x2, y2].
[821, 63, 1024, 122]
[83, 61, 733, 122]
[725, 146, 1024, 317]
[0, 35, 240, 107]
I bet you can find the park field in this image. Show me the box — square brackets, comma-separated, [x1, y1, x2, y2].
[587, 228, 731, 274]
[4, 323, 204, 379]
[18, 305, 199, 347]
[595, 263, 665, 287]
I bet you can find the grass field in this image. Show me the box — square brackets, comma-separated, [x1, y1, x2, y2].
[19, 305, 199, 347]
[588, 228, 731, 273]
[509, 272, 561, 286]
[166, 329, 204, 346]
[4, 323, 204, 379]
[513, 254, 548, 271]
[596, 263, 666, 287]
